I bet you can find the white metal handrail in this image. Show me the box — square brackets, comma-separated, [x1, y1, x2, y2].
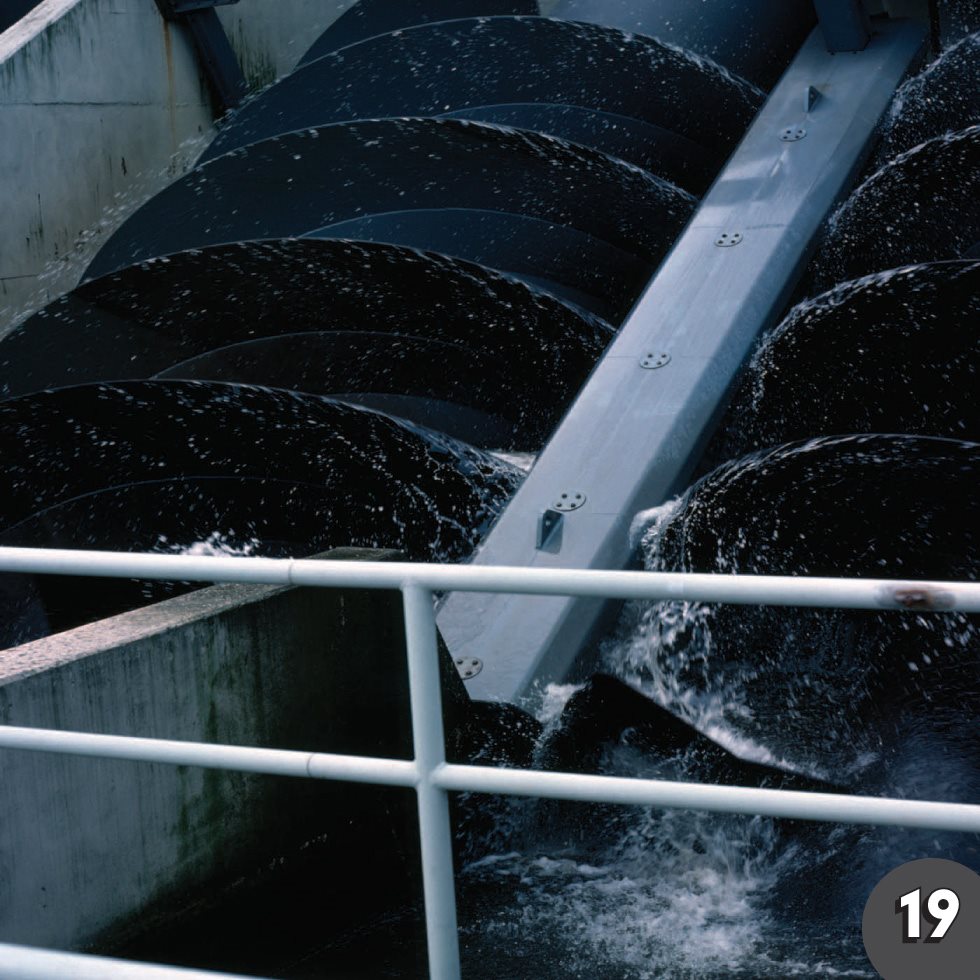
[0, 546, 977, 980]
[0, 943, 259, 980]
[1, 546, 977, 610]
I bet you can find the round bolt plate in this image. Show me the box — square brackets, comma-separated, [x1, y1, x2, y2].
[554, 491, 586, 512]
[780, 125, 807, 142]
[715, 231, 743, 247]
[455, 657, 483, 680]
[640, 351, 671, 370]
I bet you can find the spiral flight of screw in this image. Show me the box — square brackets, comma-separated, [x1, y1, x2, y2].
[0, 0, 794, 645]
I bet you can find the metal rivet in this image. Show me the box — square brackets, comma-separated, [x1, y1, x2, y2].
[640, 351, 671, 369]
[456, 657, 483, 680]
[715, 231, 743, 247]
[554, 491, 587, 512]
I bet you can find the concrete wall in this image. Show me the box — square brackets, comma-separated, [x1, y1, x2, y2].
[0, 0, 353, 337]
[0, 548, 462, 953]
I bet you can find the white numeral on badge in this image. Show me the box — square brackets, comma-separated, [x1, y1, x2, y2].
[897, 887, 960, 942]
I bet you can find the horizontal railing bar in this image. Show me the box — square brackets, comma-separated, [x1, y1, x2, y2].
[0, 547, 977, 611]
[434, 764, 980, 834]
[2, 723, 977, 835]
[0, 943, 264, 980]
[0, 726, 419, 787]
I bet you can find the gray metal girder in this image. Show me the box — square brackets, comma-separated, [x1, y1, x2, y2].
[437, 18, 926, 708]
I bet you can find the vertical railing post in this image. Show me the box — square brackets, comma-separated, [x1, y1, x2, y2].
[402, 584, 462, 980]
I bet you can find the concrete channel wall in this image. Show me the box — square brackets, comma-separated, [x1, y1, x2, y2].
[0, 548, 460, 952]
[0, 0, 352, 337]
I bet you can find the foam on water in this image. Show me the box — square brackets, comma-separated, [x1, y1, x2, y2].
[534, 680, 585, 728]
[156, 530, 261, 558]
[459, 733, 852, 979]
[463, 842, 780, 978]
[489, 450, 537, 472]
[454, 500, 839, 975]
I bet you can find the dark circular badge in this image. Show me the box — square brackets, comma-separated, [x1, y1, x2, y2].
[862, 857, 980, 979]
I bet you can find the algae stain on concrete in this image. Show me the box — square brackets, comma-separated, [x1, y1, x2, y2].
[201, 698, 226, 853]
[174, 765, 194, 864]
[161, 18, 179, 158]
[231, 19, 276, 92]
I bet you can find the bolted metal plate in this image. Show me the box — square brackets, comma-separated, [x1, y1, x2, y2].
[715, 231, 743, 247]
[553, 491, 587, 512]
[455, 657, 484, 680]
[536, 508, 563, 549]
[780, 124, 807, 141]
[640, 351, 671, 369]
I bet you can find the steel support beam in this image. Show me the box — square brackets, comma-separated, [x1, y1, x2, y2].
[437, 19, 926, 708]
[813, 0, 872, 51]
[155, 0, 246, 113]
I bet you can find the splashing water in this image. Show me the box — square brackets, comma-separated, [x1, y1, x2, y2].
[155, 530, 261, 558]
[455, 434, 979, 979]
[811, 125, 980, 291]
[615, 497, 797, 771]
[458, 732, 876, 979]
[702, 260, 980, 465]
[879, 31, 980, 162]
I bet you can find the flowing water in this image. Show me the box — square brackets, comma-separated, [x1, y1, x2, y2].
[0, 382, 523, 647]
[811, 124, 980, 291]
[448, 436, 980, 980]
[704, 260, 980, 467]
[878, 30, 980, 161]
[2, 4, 977, 978]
